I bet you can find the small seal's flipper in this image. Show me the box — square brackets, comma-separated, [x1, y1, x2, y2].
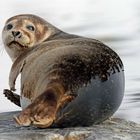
[3, 89, 21, 107]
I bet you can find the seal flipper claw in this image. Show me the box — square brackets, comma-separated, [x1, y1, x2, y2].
[13, 107, 32, 126]
[14, 115, 31, 126]
[3, 89, 21, 107]
[33, 117, 54, 128]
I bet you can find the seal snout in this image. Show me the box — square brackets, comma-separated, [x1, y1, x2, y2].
[12, 30, 22, 38]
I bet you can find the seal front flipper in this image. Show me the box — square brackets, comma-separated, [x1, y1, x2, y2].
[9, 59, 26, 91]
[3, 89, 21, 107]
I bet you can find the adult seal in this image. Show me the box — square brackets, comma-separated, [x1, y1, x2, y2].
[2, 14, 125, 128]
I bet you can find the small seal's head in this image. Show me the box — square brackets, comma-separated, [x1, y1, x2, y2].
[2, 14, 59, 61]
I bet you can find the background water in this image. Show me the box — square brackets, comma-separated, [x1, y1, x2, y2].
[0, 0, 140, 123]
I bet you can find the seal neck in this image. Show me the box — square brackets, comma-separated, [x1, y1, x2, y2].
[44, 30, 80, 42]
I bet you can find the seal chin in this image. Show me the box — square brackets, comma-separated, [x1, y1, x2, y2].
[8, 41, 28, 49]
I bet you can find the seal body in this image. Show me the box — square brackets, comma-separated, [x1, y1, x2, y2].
[2, 14, 125, 128]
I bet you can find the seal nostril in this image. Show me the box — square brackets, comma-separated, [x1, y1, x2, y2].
[12, 31, 21, 37]
[15, 31, 20, 36]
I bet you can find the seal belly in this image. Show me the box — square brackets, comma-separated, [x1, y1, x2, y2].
[55, 70, 124, 127]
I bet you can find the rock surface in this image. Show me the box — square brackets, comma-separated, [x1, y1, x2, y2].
[0, 111, 140, 140]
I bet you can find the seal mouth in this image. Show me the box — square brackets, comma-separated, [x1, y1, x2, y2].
[8, 41, 28, 48]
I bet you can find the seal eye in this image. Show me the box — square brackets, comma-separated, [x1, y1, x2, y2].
[6, 24, 13, 30]
[26, 25, 35, 31]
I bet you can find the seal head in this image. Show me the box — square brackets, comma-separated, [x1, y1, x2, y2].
[2, 14, 60, 62]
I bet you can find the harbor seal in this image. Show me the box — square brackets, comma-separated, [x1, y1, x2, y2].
[2, 14, 125, 128]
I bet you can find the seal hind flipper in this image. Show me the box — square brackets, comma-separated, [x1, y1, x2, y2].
[3, 89, 21, 107]
[14, 82, 75, 128]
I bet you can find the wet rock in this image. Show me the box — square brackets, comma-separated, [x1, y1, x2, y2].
[0, 111, 140, 140]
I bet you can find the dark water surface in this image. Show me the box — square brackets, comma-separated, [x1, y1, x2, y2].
[0, 0, 140, 123]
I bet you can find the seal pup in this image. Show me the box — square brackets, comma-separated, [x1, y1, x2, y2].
[2, 14, 125, 128]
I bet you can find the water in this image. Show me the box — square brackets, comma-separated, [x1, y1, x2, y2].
[0, 0, 140, 123]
